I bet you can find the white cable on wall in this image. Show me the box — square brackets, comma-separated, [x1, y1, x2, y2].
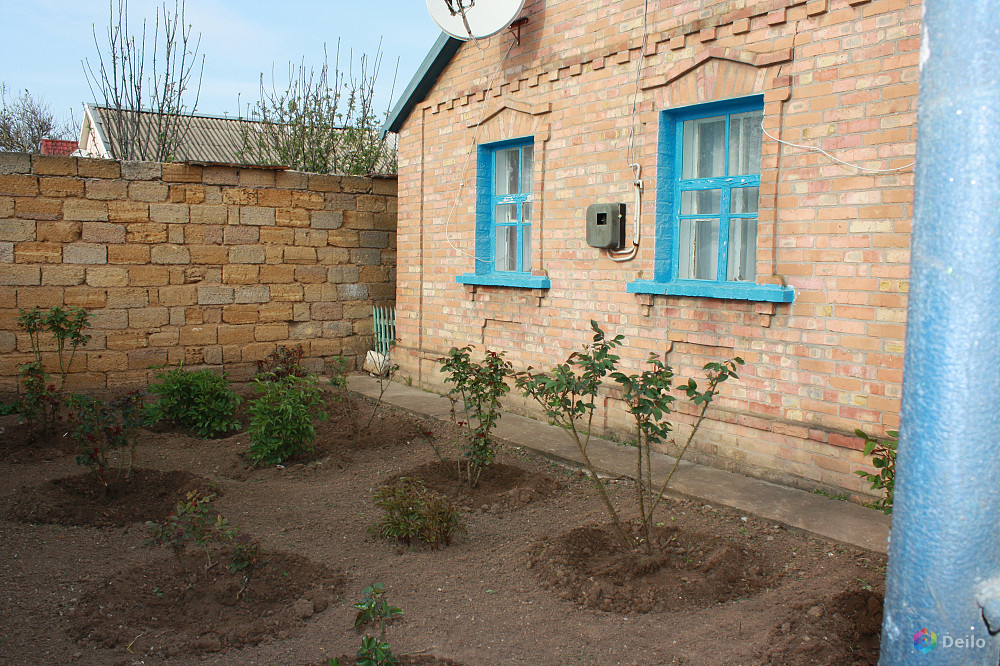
[761, 121, 915, 173]
[442, 38, 517, 263]
[606, 0, 650, 262]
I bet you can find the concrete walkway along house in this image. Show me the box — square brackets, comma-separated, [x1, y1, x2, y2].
[386, 0, 917, 498]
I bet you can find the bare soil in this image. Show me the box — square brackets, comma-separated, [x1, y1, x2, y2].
[0, 387, 886, 665]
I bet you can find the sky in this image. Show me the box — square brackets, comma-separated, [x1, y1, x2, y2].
[0, 0, 444, 136]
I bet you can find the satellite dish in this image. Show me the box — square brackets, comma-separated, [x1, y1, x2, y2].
[426, 0, 528, 40]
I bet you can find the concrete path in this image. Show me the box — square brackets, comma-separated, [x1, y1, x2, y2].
[348, 375, 891, 554]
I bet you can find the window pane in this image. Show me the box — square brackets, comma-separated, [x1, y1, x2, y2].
[522, 203, 532, 272]
[681, 189, 721, 215]
[495, 225, 517, 272]
[521, 144, 533, 196]
[729, 111, 764, 176]
[682, 116, 725, 179]
[727, 218, 758, 281]
[495, 147, 519, 196]
[730, 186, 760, 215]
[522, 224, 531, 272]
[678, 218, 719, 280]
[495, 203, 516, 225]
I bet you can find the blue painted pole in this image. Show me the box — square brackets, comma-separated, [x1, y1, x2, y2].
[879, 1, 1000, 663]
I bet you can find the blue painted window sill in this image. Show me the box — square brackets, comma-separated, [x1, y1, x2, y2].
[456, 273, 551, 289]
[627, 279, 794, 303]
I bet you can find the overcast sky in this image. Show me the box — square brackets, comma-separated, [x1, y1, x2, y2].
[0, 1, 443, 135]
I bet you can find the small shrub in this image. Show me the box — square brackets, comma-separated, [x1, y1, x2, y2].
[246, 373, 327, 466]
[515, 321, 743, 552]
[146, 491, 264, 599]
[326, 355, 349, 392]
[65, 390, 146, 494]
[855, 429, 897, 514]
[353, 583, 402, 666]
[145, 364, 242, 438]
[256, 344, 307, 380]
[15, 306, 91, 432]
[17, 361, 60, 432]
[356, 636, 399, 666]
[439, 346, 512, 487]
[353, 582, 403, 631]
[370, 478, 465, 549]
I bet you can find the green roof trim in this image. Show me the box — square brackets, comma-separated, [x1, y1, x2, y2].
[383, 33, 462, 135]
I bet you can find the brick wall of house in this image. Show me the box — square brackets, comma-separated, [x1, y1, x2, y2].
[0, 153, 396, 390]
[394, 0, 918, 497]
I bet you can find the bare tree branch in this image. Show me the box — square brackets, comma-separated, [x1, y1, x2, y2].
[238, 40, 398, 175]
[83, 0, 204, 162]
[0, 83, 73, 153]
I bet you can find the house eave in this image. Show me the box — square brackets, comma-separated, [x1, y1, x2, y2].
[383, 32, 462, 135]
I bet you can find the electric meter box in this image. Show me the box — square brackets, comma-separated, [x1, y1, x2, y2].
[586, 203, 626, 249]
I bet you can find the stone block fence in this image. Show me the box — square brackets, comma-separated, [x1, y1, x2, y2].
[0, 153, 396, 391]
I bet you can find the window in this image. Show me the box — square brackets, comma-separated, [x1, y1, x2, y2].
[457, 137, 550, 289]
[629, 96, 793, 302]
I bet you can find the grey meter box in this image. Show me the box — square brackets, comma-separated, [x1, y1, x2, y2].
[586, 203, 626, 249]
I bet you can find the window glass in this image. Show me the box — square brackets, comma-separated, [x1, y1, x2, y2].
[495, 147, 519, 196]
[494, 203, 516, 225]
[678, 218, 719, 280]
[495, 224, 517, 272]
[521, 145, 533, 195]
[728, 111, 764, 176]
[682, 116, 726, 179]
[730, 186, 759, 215]
[727, 218, 757, 282]
[522, 222, 532, 272]
[681, 189, 722, 215]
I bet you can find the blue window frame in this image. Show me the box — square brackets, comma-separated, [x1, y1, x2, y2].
[629, 96, 793, 302]
[456, 136, 550, 289]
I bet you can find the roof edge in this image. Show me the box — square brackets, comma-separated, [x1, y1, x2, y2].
[383, 32, 462, 135]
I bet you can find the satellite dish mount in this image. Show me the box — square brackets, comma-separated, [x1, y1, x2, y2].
[427, 0, 528, 42]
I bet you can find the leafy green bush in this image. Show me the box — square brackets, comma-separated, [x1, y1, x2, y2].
[145, 365, 242, 438]
[15, 305, 91, 432]
[370, 478, 465, 549]
[246, 373, 327, 466]
[65, 390, 145, 494]
[855, 429, 897, 514]
[439, 346, 512, 488]
[330, 583, 403, 666]
[515, 321, 743, 552]
[146, 491, 264, 599]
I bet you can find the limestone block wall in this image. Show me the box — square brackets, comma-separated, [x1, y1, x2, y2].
[0, 153, 396, 390]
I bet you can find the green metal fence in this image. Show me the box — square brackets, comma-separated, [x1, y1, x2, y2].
[372, 305, 396, 356]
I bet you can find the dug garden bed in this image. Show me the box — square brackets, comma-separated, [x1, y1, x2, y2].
[0, 388, 886, 665]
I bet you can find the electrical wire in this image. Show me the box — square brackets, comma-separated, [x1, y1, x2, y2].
[761, 120, 915, 173]
[442, 37, 518, 263]
[607, 0, 650, 262]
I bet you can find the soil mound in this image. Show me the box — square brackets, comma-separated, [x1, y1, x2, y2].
[72, 551, 345, 659]
[530, 522, 777, 614]
[4, 468, 217, 527]
[758, 585, 883, 665]
[388, 460, 562, 512]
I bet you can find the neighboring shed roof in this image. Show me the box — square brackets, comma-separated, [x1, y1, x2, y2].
[81, 104, 254, 163]
[383, 33, 462, 134]
[79, 103, 398, 173]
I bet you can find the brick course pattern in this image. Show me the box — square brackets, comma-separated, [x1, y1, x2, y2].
[0, 154, 396, 390]
[394, 0, 917, 497]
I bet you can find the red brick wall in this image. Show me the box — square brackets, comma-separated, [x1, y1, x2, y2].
[0, 154, 396, 390]
[394, 0, 918, 496]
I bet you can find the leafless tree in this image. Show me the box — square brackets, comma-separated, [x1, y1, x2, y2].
[83, 0, 204, 162]
[0, 84, 72, 153]
[238, 41, 398, 175]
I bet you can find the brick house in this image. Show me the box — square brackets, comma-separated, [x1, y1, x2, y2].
[385, 0, 918, 496]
